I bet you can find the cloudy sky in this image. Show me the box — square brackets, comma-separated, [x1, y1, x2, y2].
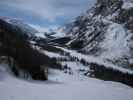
[0, 0, 96, 30]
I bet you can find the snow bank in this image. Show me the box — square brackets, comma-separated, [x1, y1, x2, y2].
[0, 64, 133, 100]
[122, 2, 133, 10]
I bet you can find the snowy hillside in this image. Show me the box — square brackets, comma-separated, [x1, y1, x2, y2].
[1, 64, 133, 100]
[29, 43, 133, 86]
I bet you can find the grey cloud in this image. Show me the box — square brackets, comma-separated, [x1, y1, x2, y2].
[0, 0, 96, 22]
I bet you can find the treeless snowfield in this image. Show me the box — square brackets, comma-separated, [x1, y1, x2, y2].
[0, 64, 133, 100]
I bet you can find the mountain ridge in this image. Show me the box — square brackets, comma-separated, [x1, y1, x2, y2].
[58, 0, 133, 68]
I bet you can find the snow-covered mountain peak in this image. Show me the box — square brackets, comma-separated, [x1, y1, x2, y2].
[60, 0, 133, 68]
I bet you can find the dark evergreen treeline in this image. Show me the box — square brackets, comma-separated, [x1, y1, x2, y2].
[89, 63, 133, 87]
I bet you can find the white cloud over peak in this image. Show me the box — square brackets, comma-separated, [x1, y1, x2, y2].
[29, 24, 59, 32]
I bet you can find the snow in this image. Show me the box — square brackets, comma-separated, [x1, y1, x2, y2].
[29, 24, 50, 33]
[129, 59, 133, 64]
[43, 50, 66, 58]
[61, 61, 89, 72]
[31, 44, 66, 58]
[55, 46, 133, 74]
[35, 32, 46, 38]
[0, 64, 133, 100]
[51, 28, 66, 38]
[122, 2, 133, 10]
[60, 61, 90, 80]
[0, 17, 38, 37]
[100, 23, 130, 59]
[0, 16, 20, 24]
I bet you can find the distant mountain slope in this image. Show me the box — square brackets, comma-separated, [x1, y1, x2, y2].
[0, 17, 38, 38]
[61, 0, 133, 68]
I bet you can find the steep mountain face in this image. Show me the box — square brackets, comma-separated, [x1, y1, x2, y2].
[62, 0, 133, 68]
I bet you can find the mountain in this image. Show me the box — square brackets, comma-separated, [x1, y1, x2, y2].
[0, 17, 62, 80]
[1, 1, 133, 100]
[1, 0, 133, 87]
[0, 17, 38, 38]
[60, 0, 133, 68]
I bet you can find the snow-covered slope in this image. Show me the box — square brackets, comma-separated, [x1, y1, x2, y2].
[29, 43, 133, 86]
[122, 0, 133, 9]
[51, 27, 66, 38]
[55, 46, 133, 74]
[62, 0, 133, 68]
[0, 17, 38, 37]
[0, 64, 133, 100]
